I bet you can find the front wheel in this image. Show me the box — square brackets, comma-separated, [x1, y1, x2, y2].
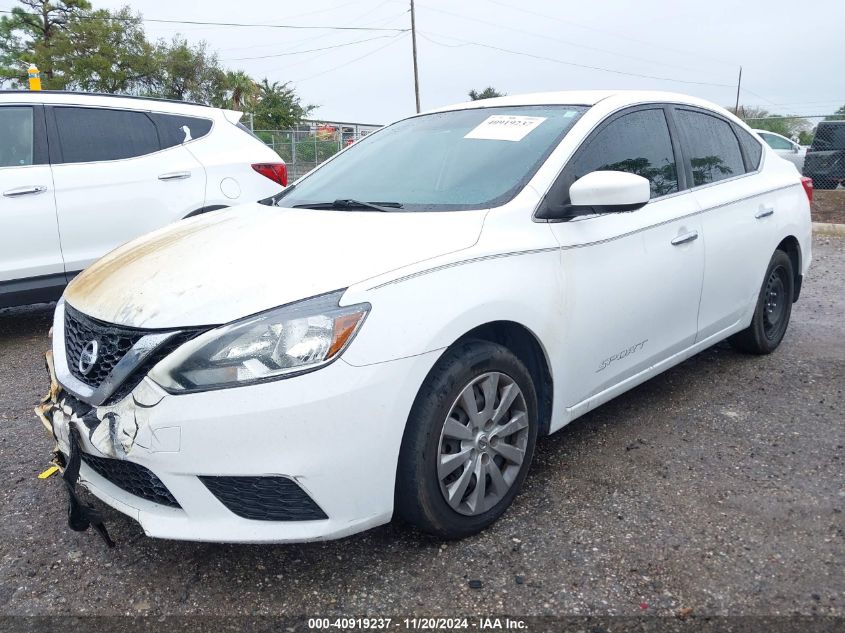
[728, 250, 794, 355]
[395, 340, 538, 538]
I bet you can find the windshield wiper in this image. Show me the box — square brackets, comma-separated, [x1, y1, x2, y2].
[291, 199, 403, 212]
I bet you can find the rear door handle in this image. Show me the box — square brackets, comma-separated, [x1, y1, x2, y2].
[755, 206, 775, 219]
[158, 171, 191, 181]
[3, 185, 47, 197]
[671, 230, 699, 246]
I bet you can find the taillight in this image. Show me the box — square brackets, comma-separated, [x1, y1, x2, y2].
[252, 163, 288, 187]
[800, 176, 813, 203]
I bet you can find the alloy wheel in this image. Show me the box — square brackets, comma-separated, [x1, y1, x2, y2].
[437, 372, 529, 516]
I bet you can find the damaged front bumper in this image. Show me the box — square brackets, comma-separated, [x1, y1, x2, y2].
[36, 342, 441, 544]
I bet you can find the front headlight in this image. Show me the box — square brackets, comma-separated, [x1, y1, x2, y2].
[149, 290, 369, 393]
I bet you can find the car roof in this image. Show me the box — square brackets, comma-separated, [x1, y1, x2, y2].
[0, 90, 227, 117]
[425, 90, 730, 114]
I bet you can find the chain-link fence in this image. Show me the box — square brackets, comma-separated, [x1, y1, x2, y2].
[252, 120, 381, 182]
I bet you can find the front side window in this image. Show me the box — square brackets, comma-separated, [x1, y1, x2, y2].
[277, 105, 587, 211]
[54, 107, 160, 163]
[567, 108, 679, 199]
[676, 110, 745, 186]
[0, 106, 34, 168]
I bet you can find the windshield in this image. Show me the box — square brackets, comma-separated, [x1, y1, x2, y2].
[277, 105, 587, 211]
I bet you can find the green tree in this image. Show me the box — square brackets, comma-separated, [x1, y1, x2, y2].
[252, 78, 314, 129]
[825, 105, 845, 121]
[147, 35, 226, 104]
[225, 70, 258, 111]
[62, 7, 157, 93]
[468, 86, 505, 100]
[730, 105, 810, 140]
[0, 0, 91, 87]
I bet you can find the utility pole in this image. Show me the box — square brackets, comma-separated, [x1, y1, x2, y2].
[734, 66, 742, 116]
[410, 0, 420, 113]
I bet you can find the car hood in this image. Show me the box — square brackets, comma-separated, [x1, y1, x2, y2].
[64, 204, 486, 328]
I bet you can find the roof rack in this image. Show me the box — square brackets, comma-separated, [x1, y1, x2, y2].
[0, 89, 210, 108]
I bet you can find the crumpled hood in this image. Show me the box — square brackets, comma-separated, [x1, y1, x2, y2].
[64, 204, 486, 328]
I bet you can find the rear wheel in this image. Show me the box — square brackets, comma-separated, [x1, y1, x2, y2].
[395, 340, 538, 538]
[728, 250, 794, 354]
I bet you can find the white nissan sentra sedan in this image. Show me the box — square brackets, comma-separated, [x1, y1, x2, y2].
[39, 91, 812, 544]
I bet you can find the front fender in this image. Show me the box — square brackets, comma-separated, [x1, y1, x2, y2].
[341, 248, 564, 369]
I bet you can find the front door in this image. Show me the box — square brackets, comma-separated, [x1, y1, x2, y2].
[0, 104, 64, 301]
[543, 106, 705, 412]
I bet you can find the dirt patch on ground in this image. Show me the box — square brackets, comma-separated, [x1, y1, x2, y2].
[812, 190, 845, 224]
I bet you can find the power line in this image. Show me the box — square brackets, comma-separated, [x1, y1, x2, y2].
[217, 3, 405, 53]
[222, 35, 397, 62]
[419, 32, 736, 89]
[413, 2, 723, 76]
[486, 0, 737, 67]
[292, 32, 407, 83]
[0, 9, 408, 31]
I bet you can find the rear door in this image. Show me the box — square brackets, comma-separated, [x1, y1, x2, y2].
[0, 104, 64, 296]
[47, 105, 206, 274]
[674, 108, 773, 341]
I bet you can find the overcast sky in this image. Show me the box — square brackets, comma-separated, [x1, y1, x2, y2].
[47, 0, 845, 123]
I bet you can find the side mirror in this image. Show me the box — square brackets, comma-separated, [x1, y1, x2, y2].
[537, 171, 651, 220]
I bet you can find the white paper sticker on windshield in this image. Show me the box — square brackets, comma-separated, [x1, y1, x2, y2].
[464, 115, 548, 142]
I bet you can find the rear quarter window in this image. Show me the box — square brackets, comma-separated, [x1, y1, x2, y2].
[734, 126, 763, 172]
[150, 113, 213, 148]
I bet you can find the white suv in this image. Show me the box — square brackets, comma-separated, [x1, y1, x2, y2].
[40, 91, 812, 544]
[0, 91, 285, 308]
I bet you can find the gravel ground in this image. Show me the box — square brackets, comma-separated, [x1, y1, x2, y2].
[0, 235, 842, 620]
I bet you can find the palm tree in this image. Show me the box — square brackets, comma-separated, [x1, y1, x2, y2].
[225, 70, 257, 110]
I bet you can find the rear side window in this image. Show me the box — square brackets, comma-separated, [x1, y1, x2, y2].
[53, 107, 160, 163]
[676, 110, 745, 186]
[567, 108, 679, 199]
[760, 132, 793, 151]
[0, 106, 34, 167]
[734, 126, 763, 171]
[150, 113, 213, 148]
[811, 123, 845, 151]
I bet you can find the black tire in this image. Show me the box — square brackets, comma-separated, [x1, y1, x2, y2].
[395, 339, 538, 538]
[728, 250, 794, 355]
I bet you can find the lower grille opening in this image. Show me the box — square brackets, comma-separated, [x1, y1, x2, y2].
[200, 476, 328, 521]
[80, 452, 181, 508]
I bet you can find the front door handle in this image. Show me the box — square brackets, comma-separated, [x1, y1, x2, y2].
[3, 185, 47, 197]
[158, 171, 191, 181]
[755, 206, 775, 219]
[671, 230, 699, 246]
